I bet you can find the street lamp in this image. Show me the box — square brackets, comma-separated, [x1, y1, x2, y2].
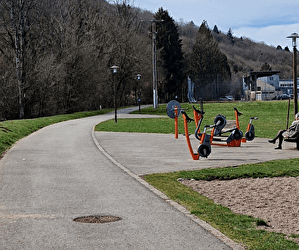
[287, 33, 299, 115]
[136, 74, 141, 114]
[111, 65, 119, 123]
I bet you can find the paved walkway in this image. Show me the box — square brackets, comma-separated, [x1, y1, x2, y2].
[0, 107, 232, 250]
[96, 128, 299, 175]
[1, 106, 298, 249]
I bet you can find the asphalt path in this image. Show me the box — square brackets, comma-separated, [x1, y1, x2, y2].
[0, 107, 233, 250]
[96, 132, 299, 175]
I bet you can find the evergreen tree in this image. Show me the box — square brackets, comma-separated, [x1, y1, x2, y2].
[189, 21, 231, 99]
[213, 25, 219, 34]
[227, 28, 233, 38]
[153, 8, 184, 101]
[227, 28, 234, 44]
[276, 45, 283, 50]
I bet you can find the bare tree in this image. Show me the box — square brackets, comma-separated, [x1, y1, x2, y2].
[0, 0, 36, 118]
[0, 0, 153, 118]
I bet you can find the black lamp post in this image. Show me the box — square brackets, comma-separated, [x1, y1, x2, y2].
[136, 74, 141, 114]
[287, 33, 299, 115]
[111, 65, 119, 123]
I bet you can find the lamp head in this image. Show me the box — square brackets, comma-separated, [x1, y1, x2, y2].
[111, 65, 119, 74]
[287, 33, 299, 47]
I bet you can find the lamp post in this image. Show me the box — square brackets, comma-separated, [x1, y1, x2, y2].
[136, 74, 141, 114]
[287, 33, 299, 115]
[111, 65, 119, 123]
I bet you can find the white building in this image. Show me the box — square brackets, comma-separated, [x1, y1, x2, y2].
[279, 78, 299, 96]
[243, 71, 280, 100]
[259, 75, 280, 89]
[256, 79, 277, 100]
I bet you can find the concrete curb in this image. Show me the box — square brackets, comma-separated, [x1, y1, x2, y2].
[91, 125, 244, 250]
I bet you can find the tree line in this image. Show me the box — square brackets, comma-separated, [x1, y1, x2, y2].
[3, 0, 287, 120]
[0, 0, 155, 119]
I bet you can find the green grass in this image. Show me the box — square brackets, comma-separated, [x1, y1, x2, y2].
[0, 109, 112, 157]
[96, 100, 295, 138]
[178, 158, 299, 181]
[95, 117, 176, 134]
[145, 161, 299, 249]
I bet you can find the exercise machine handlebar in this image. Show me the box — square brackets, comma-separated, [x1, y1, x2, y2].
[181, 110, 194, 122]
[192, 105, 205, 115]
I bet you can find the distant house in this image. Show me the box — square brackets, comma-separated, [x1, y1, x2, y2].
[243, 72, 299, 100]
[254, 76, 299, 99]
[243, 71, 280, 100]
[279, 78, 299, 96]
[259, 75, 280, 89]
[255, 75, 280, 100]
[256, 79, 277, 100]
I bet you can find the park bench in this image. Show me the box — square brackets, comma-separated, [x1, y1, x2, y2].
[284, 119, 299, 150]
[284, 137, 299, 150]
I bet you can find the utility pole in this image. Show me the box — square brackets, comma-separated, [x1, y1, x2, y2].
[294, 44, 298, 114]
[287, 33, 299, 115]
[151, 19, 163, 109]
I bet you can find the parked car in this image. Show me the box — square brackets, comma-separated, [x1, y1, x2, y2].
[219, 96, 233, 101]
[277, 94, 290, 100]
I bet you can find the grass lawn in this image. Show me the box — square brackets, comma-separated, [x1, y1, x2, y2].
[95, 100, 295, 138]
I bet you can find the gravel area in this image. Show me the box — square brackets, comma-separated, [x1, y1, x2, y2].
[182, 177, 299, 243]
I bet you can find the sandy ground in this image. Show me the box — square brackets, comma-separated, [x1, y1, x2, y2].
[182, 177, 299, 242]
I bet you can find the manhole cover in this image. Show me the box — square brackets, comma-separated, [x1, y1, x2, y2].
[73, 215, 122, 224]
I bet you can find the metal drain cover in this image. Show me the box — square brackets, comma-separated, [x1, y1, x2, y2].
[73, 215, 122, 224]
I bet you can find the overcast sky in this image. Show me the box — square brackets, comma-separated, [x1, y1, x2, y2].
[132, 0, 299, 48]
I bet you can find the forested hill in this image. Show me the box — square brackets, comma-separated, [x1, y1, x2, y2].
[139, 7, 294, 81]
[177, 21, 294, 82]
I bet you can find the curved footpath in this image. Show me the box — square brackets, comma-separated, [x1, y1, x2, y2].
[0, 106, 297, 249]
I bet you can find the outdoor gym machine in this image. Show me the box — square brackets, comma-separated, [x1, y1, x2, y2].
[166, 100, 258, 159]
[181, 111, 199, 160]
[185, 105, 258, 159]
[193, 106, 258, 147]
[181, 110, 221, 158]
[166, 100, 188, 139]
[210, 108, 245, 147]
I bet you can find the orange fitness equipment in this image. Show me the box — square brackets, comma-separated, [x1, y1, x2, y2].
[181, 111, 199, 160]
[211, 108, 258, 147]
[166, 100, 188, 139]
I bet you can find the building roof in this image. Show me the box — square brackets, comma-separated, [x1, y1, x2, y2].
[244, 71, 280, 79]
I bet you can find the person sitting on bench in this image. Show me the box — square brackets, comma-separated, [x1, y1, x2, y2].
[268, 113, 299, 149]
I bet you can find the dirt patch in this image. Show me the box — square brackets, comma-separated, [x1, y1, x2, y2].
[182, 177, 299, 240]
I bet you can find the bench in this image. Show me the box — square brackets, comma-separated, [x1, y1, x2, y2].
[284, 137, 299, 150]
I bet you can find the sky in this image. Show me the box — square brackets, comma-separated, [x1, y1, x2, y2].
[132, 0, 299, 48]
